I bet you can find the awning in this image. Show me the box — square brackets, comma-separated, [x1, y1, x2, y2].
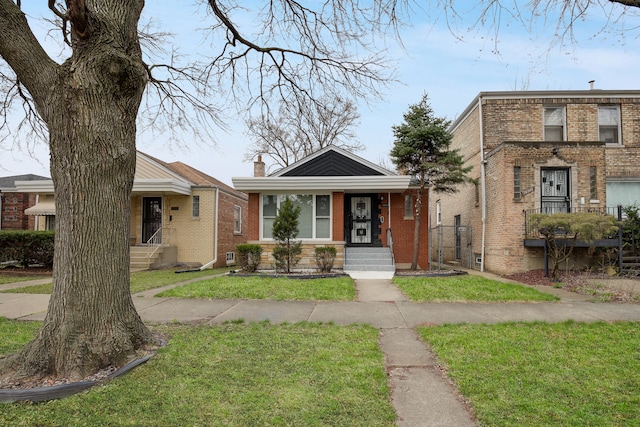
[24, 197, 56, 216]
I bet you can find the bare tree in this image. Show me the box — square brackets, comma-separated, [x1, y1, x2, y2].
[0, 0, 402, 383]
[244, 96, 364, 172]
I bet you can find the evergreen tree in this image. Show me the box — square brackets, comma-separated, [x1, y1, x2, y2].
[272, 197, 303, 273]
[390, 94, 473, 270]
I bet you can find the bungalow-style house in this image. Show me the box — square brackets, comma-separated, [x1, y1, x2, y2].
[430, 89, 640, 275]
[14, 152, 248, 270]
[0, 174, 49, 230]
[232, 146, 429, 275]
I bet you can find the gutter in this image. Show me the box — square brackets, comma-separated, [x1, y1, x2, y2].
[478, 96, 487, 273]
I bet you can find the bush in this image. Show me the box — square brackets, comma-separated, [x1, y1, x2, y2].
[0, 230, 55, 268]
[236, 244, 263, 272]
[315, 246, 337, 273]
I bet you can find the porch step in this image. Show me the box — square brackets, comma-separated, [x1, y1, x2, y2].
[344, 247, 395, 272]
[129, 245, 163, 270]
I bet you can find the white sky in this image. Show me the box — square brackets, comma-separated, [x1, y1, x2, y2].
[2, 1, 640, 185]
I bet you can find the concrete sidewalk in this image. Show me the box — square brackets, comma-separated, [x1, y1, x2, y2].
[2, 272, 640, 426]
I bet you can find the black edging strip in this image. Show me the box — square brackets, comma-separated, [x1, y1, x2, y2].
[0, 341, 165, 404]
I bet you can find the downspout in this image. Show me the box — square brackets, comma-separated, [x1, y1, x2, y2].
[478, 96, 487, 272]
[199, 186, 219, 270]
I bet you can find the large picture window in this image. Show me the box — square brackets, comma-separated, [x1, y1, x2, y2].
[262, 194, 331, 239]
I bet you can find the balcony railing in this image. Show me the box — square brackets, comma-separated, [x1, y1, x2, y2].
[524, 206, 621, 239]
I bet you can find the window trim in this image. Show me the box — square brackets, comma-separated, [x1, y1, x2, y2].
[513, 166, 521, 201]
[543, 106, 566, 142]
[404, 194, 414, 219]
[260, 193, 332, 240]
[598, 105, 622, 145]
[436, 200, 442, 225]
[233, 205, 242, 234]
[192, 195, 200, 218]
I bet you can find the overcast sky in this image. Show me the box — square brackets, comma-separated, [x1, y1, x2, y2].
[2, 1, 640, 185]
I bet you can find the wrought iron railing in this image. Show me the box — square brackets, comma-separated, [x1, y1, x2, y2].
[146, 227, 173, 264]
[387, 227, 395, 266]
[524, 206, 621, 239]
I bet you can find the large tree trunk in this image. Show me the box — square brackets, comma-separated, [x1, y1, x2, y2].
[0, 0, 157, 382]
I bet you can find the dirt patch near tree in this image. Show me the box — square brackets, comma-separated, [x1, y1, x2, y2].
[506, 269, 640, 303]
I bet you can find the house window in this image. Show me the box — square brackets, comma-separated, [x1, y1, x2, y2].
[599, 106, 621, 144]
[192, 195, 200, 217]
[436, 200, 442, 225]
[513, 166, 521, 200]
[45, 215, 55, 231]
[261, 194, 331, 239]
[589, 167, 597, 200]
[543, 106, 565, 141]
[404, 194, 414, 219]
[233, 205, 242, 234]
[226, 251, 236, 265]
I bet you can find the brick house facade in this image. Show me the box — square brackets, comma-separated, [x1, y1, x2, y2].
[15, 153, 247, 269]
[233, 146, 428, 271]
[430, 90, 640, 275]
[0, 175, 48, 230]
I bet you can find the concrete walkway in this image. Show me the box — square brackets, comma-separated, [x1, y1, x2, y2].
[2, 271, 640, 426]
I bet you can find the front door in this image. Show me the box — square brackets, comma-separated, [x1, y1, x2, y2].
[541, 168, 570, 213]
[142, 197, 162, 243]
[350, 196, 372, 244]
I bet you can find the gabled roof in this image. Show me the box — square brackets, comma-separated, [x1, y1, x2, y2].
[13, 152, 243, 197]
[233, 146, 411, 192]
[272, 145, 393, 177]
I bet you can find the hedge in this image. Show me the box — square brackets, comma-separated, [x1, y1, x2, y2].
[0, 230, 55, 268]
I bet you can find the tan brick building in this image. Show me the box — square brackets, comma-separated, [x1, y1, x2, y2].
[15, 152, 247, 269]
[430, 90, 640, 275]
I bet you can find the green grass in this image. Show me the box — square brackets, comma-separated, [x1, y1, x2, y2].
[157, 275, 356, 301]
[392, 275, 559, 302]
[0, 275, 50, 285]
[419, 321, 640, 427]
[0, 319, 395, 427]
[0, 267, 231, 295]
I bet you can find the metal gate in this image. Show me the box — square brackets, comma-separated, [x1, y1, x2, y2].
[429, 224, 473, 270]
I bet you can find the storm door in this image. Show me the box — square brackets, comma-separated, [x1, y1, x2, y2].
[142, 197, 163, 243]
[349, 195, 372, 245]
[541, 168, 570, 213]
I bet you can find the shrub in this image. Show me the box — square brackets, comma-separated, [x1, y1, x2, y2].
[272, 197, 302, 273]
[315, 246, 337, 273]
[236, 244, 263, 272]
[0, 230, 55, 268]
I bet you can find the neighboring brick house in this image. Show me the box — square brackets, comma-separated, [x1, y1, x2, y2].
[430, 90, 640, 275]
[14, 152, 248, 269]
[232, 146, 429, 274]
[0, 175, 49, 230]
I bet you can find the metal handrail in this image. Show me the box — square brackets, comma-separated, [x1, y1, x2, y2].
[387, 227, 395, 266]
[146, 227, 172, 261]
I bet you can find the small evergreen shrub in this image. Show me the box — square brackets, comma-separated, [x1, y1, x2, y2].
[315, 246, 337, 273]
[236, 244, 263, 272]
[272, 197, 302, 273]
[0, 230, 55, 267]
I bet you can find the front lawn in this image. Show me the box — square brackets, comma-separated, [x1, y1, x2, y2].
[157, 275, 356, 301]
[393, 275, 559, 302]
[419, 321, 640, 426]
[0, 319, 395, 427]
[0, 267, 231, 295]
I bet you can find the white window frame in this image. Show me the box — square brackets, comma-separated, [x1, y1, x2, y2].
[543, 106, 566, 142]
[192, 195, 200, 217]
[260, 193, 332, 240]
[436, 200, 442, 225]
[233, 205, 242, 234]
[404, 194, 414, 219]
[599, 105, 622, 145]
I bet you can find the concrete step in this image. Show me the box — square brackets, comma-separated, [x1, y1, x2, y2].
[344, 247, 395, 272]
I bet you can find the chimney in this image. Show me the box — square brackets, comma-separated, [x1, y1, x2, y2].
[254, 155, 265, 177]
[589, 80, 595, 90]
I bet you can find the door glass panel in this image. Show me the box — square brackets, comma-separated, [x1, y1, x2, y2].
[350, 196, 372, 244]
[541, 169, 570, 213]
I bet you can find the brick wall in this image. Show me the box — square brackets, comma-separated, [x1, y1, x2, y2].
[1, 193, 37, 230]
[387, 190, 429, 269]
[438, 94, 640, 275]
